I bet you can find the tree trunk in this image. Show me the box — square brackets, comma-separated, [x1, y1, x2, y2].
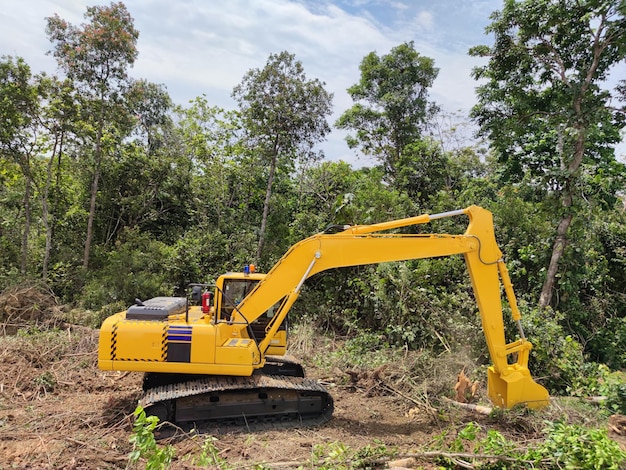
[83, 164, 100, 270]
[41, 133, 62, 280]
[255, 154, 278, 265]
[538, 213, 573, 308]
[538, 123, 586, 308]
[83, 120, 104, 270]
[21, 178, 31, 275]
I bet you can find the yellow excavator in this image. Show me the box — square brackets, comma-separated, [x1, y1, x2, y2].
[98, 205, 549, 425]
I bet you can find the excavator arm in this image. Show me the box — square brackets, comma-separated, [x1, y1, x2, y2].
[232, 205, 549, 408]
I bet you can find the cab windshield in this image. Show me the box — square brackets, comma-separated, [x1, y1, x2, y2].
[220, 279, 259, 320]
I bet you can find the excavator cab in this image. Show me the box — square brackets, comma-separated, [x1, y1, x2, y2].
[214, 273, 287, 355]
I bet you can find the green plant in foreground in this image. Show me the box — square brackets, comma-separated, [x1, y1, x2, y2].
[352, 440, 397, 468]
[527, 421, 626, 469]
[193, 434, 232, 468]
[34, 371, 56, 393]
[431, 420, 626, 469]
[128, 406, 175, 470]
[306, 440, 395, 469]
[594, 367, 626, 415]
[309, 441, 352, 469]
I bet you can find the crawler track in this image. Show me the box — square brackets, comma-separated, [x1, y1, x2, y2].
[140, 357, 333, 429]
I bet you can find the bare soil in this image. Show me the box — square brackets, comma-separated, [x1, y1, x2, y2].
[0, 324, 505, 470]
[0, 325, 446, 469]
[0, 287, 623, 469]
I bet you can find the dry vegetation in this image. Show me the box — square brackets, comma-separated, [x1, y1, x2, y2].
[0, 282, 66, 334]
[0, 284, 623, 469]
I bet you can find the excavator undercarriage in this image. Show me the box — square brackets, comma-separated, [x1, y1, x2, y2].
[141, 356, 333, 427]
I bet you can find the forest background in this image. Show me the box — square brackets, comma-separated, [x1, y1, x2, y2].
[1, 0, 626, 400]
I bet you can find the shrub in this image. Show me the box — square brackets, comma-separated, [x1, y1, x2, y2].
[80, 228, 174, 309]
[528, 421, 626, 469]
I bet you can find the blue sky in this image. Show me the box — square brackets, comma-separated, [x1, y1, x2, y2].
[1, 1, 623, 163]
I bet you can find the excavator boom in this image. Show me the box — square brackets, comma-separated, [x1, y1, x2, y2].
[231, 205, 548, 409]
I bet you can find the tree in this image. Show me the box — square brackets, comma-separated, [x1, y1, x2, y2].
[0, 56, 41, 275]
[174, 97, 245, 232]
[232, 51, 333, 264]
[95, 80, 195, 245]
[36, 75, 79, 279]
[46, 1, 139, 270]
[336, 41, 439, 181]
[470, 0, 626, 308]
[394, 138, 448, 206]
[126, 79, 173, 153]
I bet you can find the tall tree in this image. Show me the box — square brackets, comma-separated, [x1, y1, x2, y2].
[36, 75, 78, 279]
[96, 81, 196, 245]
[0, 56, 41, 275]
[232, 51, 333, 264]
[174, 98, 249, 234]
[336, 41, 439, 181]
[127, 79, 173, 153]
[470, 0, 626, 308]
[46, 1, 139, 269]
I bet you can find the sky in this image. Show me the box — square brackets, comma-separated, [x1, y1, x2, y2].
[1, 0, 624, 164]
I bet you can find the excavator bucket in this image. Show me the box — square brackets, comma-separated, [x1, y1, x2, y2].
[487, 365, 550, 409]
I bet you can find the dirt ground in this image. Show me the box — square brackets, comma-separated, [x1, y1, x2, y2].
[0, 287, 623, 469]
[0, 326, 449, 469]
[0, 322, 515, 470]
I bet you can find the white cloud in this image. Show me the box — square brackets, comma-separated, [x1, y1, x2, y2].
[413, 10, 434, 32]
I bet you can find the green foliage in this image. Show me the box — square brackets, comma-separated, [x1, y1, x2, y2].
[96, 140, 194, 244]
[0, 55, 45, 278]
[46, 261, 84, 304]
[476, 428, 519, 459]
[92, 301, 127, 328]
[233, 51, 332, 158]
[443, 421, 480, 453]
[46, 2, 142, 270]
[46, 3, 139, 87]
[310, 441, 351, 470]
[519, 305, 590, 394]
[34, 371, 56, 393]
[308, 440, 396, 470]
[331, 330, 393, 368]
[395, 138, 448, 205]
[336, 41, 439, 180]
[604, 381, 626, 415]
[376, 260, 481, 355]
[289, 160, 356, 240]
[557, 209, 626, 368]
[598, 365, 626, 415]
[232, 50, 333, 262]
[166, 226, 259, 294]
[586, 366, 626, 415]
[431, 422, 522, 468]
[128, 406, 175, 470]
[431, 421, 626, 469]
[192, 434, 232, 468]
[470, 0, 626, 314]
[489, 188, 552, 292]
[471, 0, 626, 188]
[528, 421, 626, 469]
[80, 228, 174, 309]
